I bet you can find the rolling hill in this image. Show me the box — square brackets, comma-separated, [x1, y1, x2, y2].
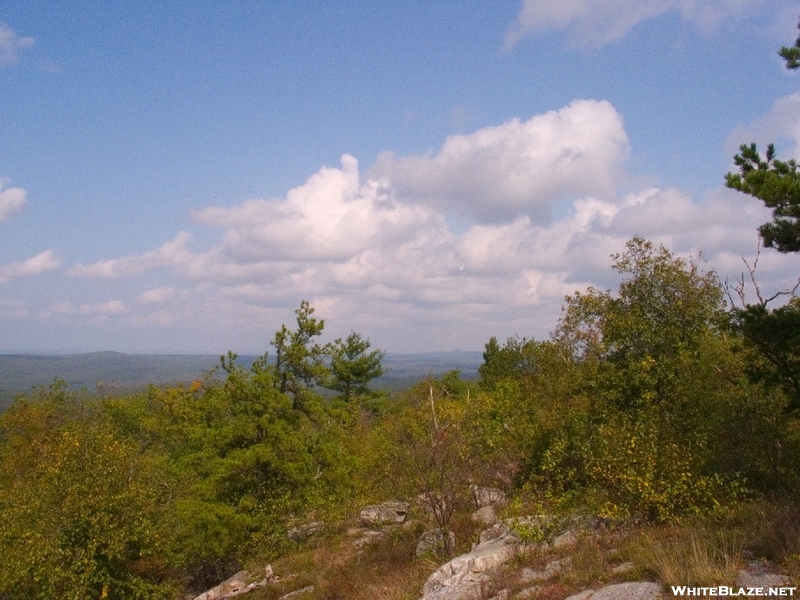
[0, 350, 483, 410]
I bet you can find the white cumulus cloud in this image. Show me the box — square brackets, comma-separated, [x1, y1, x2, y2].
[193, 154, 433, 262]
[58, 98, 791, 350]
[370, 99, 629, 223]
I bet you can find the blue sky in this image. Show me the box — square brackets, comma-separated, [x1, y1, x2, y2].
[1, 1, 799, 354]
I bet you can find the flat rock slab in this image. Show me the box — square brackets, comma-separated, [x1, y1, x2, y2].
[566, 582, 664, 600]
[736, 571, 790, 588]
[278, 586, 315, 600]
[736, 561, 790, 588]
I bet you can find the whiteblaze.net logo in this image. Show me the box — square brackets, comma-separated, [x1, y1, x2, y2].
[671, 586, 796, 597]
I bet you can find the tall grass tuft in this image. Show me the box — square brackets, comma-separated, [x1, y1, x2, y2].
[628, 528, 742, 587]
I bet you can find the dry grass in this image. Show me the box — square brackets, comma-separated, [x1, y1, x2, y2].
[561, 533, 617, 588]
[448, 509, 486, 554]
[316, 527, 433, 600]
[618, 502, 800, 589]
[245, 523, 436, 600]
[627, 527, 743, 588]
[724, 502, 800, 584]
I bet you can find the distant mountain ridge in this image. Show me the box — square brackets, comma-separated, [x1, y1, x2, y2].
[0, 350, 483, 406]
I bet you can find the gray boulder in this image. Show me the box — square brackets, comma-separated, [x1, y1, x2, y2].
[471, 505, 498, 527]
[420, 529, 522, 600]
[349, 528, 385, 549]
[553, 529, 580, 550]
[359, 501, 410, 527]
[478, 522, 511, 545]
[416, 529, 456, 558]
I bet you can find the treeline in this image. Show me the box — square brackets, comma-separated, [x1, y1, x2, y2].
[1, 237, 799, 599]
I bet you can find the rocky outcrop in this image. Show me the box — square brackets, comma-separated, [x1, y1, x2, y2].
[192, 501, 794, 600]
[419, 528, 522, 600]
[471, 505, 498, 527]
[519, 557, 571, 583]
[553, 529, 580, 550]
[418, 512, 664, 600]
[471, 485, 507, 508]
[416, 529, 456, 558]
[348, 527, 385, 549]
[278, 586, 314, 599]
[565, 582, 665, 600]
[287, 521, 324, 542]
[359, 501, 410, 526]
[192, 570, 262, 600]
[478, 522, 512, 544]
[736, 560, 790, 588]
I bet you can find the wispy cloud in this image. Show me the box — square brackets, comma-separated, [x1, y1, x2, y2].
[0, 250, 61, 284]
[0, 182, 61, 285]
[81, 300, 126, 315]
[42, 300, 127, 320]
[0, 22, 34, 68]
[0, 300, 29, 319]
[504, 0, 760, 50]
[68, 232, 194, 278]
[136, 287, 175, 305]
[725, 93, 800, 158]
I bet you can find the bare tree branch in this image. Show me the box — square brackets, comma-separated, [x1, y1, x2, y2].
[727, 240, 800, 308]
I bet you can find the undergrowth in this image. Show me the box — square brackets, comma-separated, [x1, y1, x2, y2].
[240, 500, 799, 600]
[626, 501, 800, 588]
[246, 524, 434, 600]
